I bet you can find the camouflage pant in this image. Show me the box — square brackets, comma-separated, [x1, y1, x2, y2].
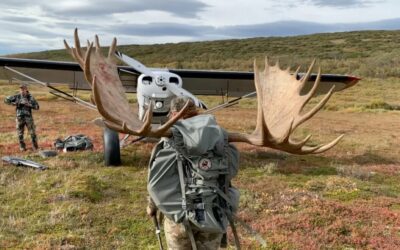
[164, 217, 223, 250]
[16, 115, 38, 149]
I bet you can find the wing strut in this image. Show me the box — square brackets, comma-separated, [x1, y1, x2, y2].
[4, 66, 96, 111]
[204, 91, 257, 114]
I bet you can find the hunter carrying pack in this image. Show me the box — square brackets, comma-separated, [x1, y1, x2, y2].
[147, 114, 240, 248]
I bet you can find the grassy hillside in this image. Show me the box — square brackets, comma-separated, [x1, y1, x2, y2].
[1, 30, 400, 249]
[9, 30, 400, 78]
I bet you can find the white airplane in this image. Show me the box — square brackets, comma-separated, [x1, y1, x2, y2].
[0, 32, 360, 165]
[115, 51, 207, 123]
[0, 55, 359, 121]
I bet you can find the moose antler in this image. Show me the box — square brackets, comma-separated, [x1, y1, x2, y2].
[64, 28, 190, 137]
[65, 29, 344, 154]
[228, 59, 343, 154]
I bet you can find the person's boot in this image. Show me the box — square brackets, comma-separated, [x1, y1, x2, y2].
[19, 142, 26, 152]
[32, 139, 39, 151]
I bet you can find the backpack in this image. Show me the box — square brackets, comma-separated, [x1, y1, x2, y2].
[147, 114, 240, 235]
[54, 134, 94, 152]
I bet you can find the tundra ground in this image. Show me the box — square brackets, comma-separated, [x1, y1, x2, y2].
[0, 79, 399, 249]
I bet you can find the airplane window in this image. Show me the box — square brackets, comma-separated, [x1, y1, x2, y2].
[142, 76, 153, 85]
[169, 77, 179, 85]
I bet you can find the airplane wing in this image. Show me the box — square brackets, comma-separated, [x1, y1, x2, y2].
[0, 57, 139, 92]
[0, 57, 360, 97]
[170, 68, 360, 97]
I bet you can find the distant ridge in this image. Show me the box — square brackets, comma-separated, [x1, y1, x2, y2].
[218, 18, 400, 37]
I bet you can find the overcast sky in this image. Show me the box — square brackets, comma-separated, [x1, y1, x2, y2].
[1, 0, 400, 55]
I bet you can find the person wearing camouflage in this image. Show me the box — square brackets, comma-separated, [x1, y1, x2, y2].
[4, 84, 39, 151]
[147, 97, 227, 250]
[163, 217, 223, 249]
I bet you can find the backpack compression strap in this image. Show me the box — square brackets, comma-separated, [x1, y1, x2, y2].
[227, 214, 241, 250]
[177, 153, 198, 250]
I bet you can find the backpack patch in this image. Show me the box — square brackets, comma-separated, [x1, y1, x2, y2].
[198, 158, 212, 170]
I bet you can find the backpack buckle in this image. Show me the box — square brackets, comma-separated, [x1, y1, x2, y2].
[195, 203, 205, 210]
[181, 199, 187, 210]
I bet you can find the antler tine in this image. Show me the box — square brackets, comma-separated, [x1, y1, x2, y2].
[64, 31, 84, 68]
[300, 134, 344, 154]
[108, 37, 117, 58]
[312, 134, 344, 153]
[264, 56, 269, 70]
[84, 42, 94, 84]
[304, 67, 322, 103]
[74, 28, 84, 58]
[151, 100, 191, 137]
[95, 35, 101, 53]
[130, 102, 153, 135]
[71, 48, 85, 68]
[275, 59, 280, 68]
[253, 58, 265, 134]
[301, 59, 316, 82]
[293, 85, 335, 131]
[298, 59, 316, 92]
[292, 66, 322, 129]
[288, 134, 312, 149]
[63, 39, 71, 52]
[294, 65, 301, 77]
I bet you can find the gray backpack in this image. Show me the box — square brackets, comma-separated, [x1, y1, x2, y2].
[147, 115, 240, 235]
[54, 134, 93, 151]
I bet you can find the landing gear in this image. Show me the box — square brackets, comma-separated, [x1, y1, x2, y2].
[103, 127, 121, 166]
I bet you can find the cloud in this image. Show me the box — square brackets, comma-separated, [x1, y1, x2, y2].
[0, 16, 38, 23]
[271, 0, 381, 10]
[110, 22, 213, 37]
[306, 0, 381, 8]
[0, 0, 209, 18]
[0, 0, 399, 55]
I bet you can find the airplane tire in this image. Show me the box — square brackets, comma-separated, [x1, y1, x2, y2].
[103, 127, 121, 166]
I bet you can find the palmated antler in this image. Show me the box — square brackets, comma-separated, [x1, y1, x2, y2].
[228, 58, 343, 154]
[64, 28, 189, 137]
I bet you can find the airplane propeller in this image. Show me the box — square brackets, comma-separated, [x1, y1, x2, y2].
[115, 51, 156, 78]
[115, 51, 207, 109]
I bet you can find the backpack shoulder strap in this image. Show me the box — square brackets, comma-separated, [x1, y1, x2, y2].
[148, 139, 166, 169]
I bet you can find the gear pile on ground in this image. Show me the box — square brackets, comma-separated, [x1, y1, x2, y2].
[54, 134, 93, 152]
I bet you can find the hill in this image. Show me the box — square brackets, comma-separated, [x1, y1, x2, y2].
[9, 30, 400, 78]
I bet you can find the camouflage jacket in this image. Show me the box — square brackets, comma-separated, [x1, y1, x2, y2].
[4, 92, 39, 117]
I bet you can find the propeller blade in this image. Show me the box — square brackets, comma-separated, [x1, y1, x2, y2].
[115, 51, 207, 109]
[167, 83, 207, 110]
[115, 51, 156, 78]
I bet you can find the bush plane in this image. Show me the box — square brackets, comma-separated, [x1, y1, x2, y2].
[0, 29, 360, 166]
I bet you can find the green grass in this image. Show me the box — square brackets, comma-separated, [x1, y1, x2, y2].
[0, 149, 158, 249]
